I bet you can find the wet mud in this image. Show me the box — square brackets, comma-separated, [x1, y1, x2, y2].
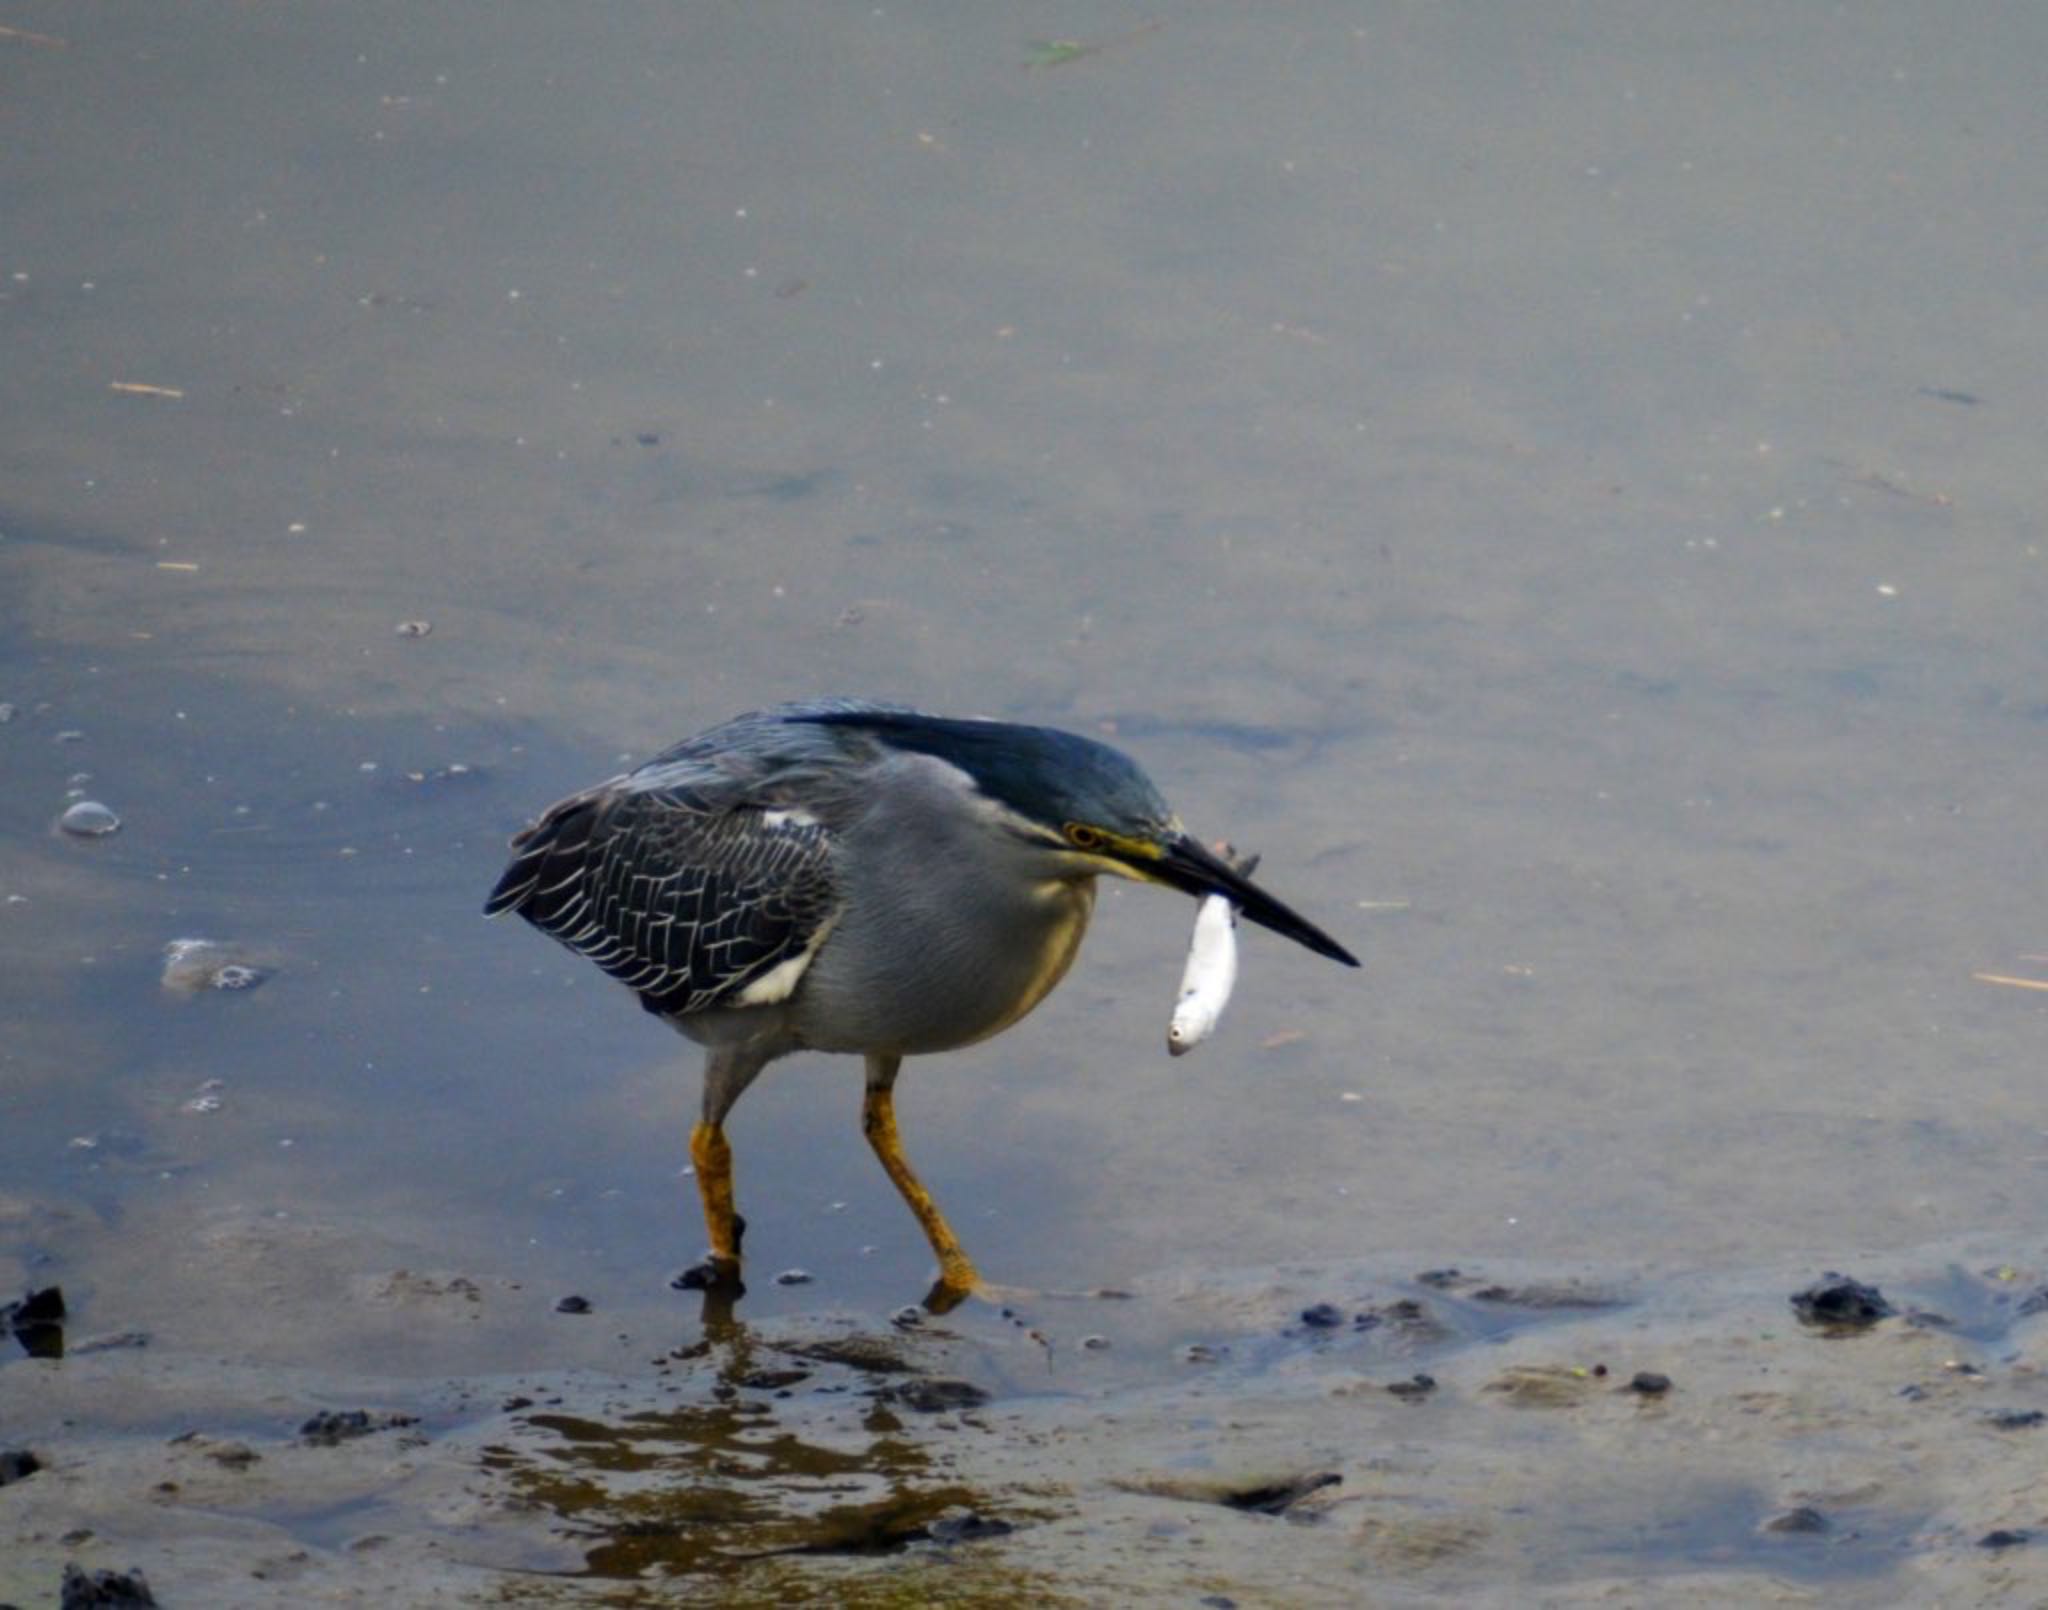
[7, 1245, 2048, 1604]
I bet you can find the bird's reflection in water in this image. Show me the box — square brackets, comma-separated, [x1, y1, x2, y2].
[480, 1294, 1035, 1589]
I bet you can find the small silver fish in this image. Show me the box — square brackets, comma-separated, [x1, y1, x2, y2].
[1166, 850, 1257, 1057]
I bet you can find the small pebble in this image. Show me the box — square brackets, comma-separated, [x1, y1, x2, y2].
[1628, 1371, 1673, 1396]
[1761, 1506, 1829, 1535]
[1078, 1334, 1110, 1351]
[1386, 1372, 1437, 1400]
[1980, 1528, 2032, 1550]
[1988, 1409, 2045, 1430]
[394, 620, 432, 637]
[57, 800, 121, 837]
[772, 1269, 813, 1286]
[1300, 1302, 1345, 1329]
[555, 1295, 592, 1314]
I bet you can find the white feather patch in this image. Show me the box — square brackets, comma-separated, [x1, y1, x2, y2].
[733, 911, 839, 1005]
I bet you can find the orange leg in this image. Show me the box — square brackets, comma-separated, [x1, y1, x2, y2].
[861, 1061, 980, 1310]
[688, 1119, 745, 1275]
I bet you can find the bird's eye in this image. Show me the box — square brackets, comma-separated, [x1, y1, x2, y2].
[1064, 822, 1106, 851]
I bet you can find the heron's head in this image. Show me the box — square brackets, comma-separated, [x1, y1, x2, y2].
[799, 708, 1358, 967]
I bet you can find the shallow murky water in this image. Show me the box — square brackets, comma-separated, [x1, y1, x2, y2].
[6, 3, 2048, 1601]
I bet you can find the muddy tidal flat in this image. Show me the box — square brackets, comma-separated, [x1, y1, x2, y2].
[7, 1243, 2048, 1604]
[10, 1, 2048, 1603]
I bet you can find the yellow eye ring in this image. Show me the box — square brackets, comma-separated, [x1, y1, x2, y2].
[1064, 822, 1106, 851]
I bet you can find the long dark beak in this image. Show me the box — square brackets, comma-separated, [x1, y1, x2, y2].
[1153, 834, 1359, 967]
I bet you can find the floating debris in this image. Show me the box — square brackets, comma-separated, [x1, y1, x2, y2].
[1973, 971, 2048, 994]
[56, 800, 120, 837]
[161, 938, 267, 994]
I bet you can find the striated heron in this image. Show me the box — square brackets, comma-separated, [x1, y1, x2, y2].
[486, 699, 1357, 1310]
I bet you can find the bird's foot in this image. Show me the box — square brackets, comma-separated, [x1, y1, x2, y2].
[671, 1255, 745, 1299]
[919, 1276, 1131, 1363]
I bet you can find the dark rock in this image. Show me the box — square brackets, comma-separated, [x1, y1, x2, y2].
[59, 1564, 157, 1608]
[10, 1287, 65, 1324]
[736, 1367, 810, 1392]
[1980, 1528, 2031, 1549]
[1299, 1302, 1345, 1329]
[554, 1294, 591, 1314]
[1628, 1371, 1673, 1396]
[880, 1377, 989, 1414]
[1761, 1506, 1829, 1535]
[1386, 1373, 1437, 1400]
[1219, 1471, 1342, 1516]
[4, 1285, 66, 1358]
[0, 1449, 40, 1485]
[298, 1410, 419, 1446]
[1790, 1272, 1894, 1328]
[773, 1269, 813, 1286]
[1988, 1409, 2046, 1430]
[927, 1508, 1015, 1544]
[1416, 1268, 1463, 1289]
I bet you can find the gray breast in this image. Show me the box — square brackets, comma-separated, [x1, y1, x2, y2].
[786, 755, 1098, 1056]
